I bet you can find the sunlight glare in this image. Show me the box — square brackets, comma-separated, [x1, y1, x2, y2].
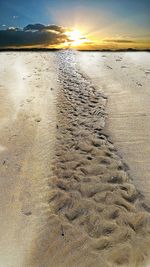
[65, 29, 88, 46]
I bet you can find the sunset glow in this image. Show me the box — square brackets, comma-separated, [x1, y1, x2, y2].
[0, 0, 149, 50]
[65, 29, 89, 47]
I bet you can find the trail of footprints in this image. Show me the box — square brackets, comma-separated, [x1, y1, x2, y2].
[49, 51, 150, 265]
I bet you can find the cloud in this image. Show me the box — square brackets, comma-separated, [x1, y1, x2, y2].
[104, 39, 135, 43]
[7, 27, 20, 31]
[0, 24, 68, 48]
[24, 24, 66, 33]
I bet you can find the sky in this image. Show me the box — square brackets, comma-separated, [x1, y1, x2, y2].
[0, 0, 149, 49]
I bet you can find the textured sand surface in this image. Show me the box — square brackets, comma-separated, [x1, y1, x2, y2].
[0, 51, 150, 267]
[77, 51, 150, 205]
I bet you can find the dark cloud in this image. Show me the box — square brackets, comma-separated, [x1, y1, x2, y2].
[24, 24, 66, 33]
[104, 39, 135, 43]
[0, 23, 68, 48]
[24, 24, 45, 31]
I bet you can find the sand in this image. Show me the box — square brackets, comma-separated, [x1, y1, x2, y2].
[0, 52, 57, 266]
[0, 51, 150, 267]
[77, 51, 150, 205]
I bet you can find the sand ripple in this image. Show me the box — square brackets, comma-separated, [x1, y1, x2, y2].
[28, 51, 150, 267]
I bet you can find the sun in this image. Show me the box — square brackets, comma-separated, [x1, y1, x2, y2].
[65, 29, 88, 47]
[68, 29, 82, 41]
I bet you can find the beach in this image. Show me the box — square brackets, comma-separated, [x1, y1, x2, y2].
[0, 51, 150, 267]
[0, 52, 58, 266]
[77, 51, 150, 204]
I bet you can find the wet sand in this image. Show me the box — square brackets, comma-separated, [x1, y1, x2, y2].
[0, 51, 150, 267]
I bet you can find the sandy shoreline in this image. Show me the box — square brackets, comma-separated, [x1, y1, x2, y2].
[0, 51, 150, 267]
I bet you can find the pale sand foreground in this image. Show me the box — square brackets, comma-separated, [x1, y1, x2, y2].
[0, 51, 150, 267]
[0, 52, 57, 266]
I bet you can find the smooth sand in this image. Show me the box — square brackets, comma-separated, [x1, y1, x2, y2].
[0, 51, 150, 267]
[0, 52, 57, 267]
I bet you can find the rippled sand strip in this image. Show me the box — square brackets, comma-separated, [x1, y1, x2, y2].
[29, 51, 150, 267]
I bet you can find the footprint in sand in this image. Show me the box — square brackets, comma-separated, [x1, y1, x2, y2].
[121, 65, 127, 69]
[106, 65, 112, 69]
[21, 209, 32, 216]
[145, 70, 150, 75]
[116, 56, 122, 61]
[35, 117, 41, 123]
[136, 82, 142, 86]
[26, 97, 35, 103]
